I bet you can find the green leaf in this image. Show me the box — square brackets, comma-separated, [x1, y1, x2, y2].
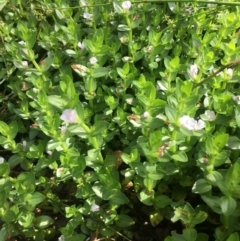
[195, 233, 209, 241]
[117, 67, 126, 79]
[110, 190, 129, 206]
[117, 24, 131, 31]
[171, 231, 187, 241]
[201, 195, 222, 214]
[154, 195, 172, 208]
[169, 56, 180, 69]
[148, 171, 165, 181]
[213, 132, 229, 151]
[113, 1, 123, 14]
[34, 215, 54, 228]
[47, 95, 68, 109]
[0, 189, 6, 206]
[150, 211, 163, 227]
[227, 232, 239, 241]
[192, 179, 211, 194]
[149, 130, 162, 148]
[16, 172, 35, 194]
[165, 106, 178, 123]
[172, 151, 188, 162]
[213, 151, 229, 167]
[41, 55, 53, 72]
[0, 0, 8, 11]
[164, 237, 174, 241]
[8, 154, 23, 168]
[91, 67, 108, 78]
[0, 121, 9, 136]
[115, 214, 135, 227]
[137, 94, 150, 107]
[183, 228, 197, 241]
[18, 212, 34, 227]
[75, 101, 85, 121]
[145, 82, 156, 102]
[0, 163, 10, 177]
[2, 210, 16, 223]
[139, 190, 154, 206]
[8, 121, 18, 139]
[27, 192, 46, 207]
[68, 125, 88, 138]
[168, 2, 176, 13]
[0, 227, 8, 241]
[191, 211, 208, 227]
[47, 140, 62, 151]
[220, 196, 236, 216]
[83, 39, 96, 53]
[91, 121, 109, 136]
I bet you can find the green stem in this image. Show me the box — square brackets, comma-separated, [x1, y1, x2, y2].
[89, 0, 96, 30]
[193, 58, 240, 89]
[171, 129, 177, 153]
[79, 121, 103, 163]
[91, 136, 104, 163]
[32, 59, 47, 82]
[89, 77, 94, 109]
[39, 1, 240, 9]
[17, 0, 24, 15]
[125, 14, 132, 56]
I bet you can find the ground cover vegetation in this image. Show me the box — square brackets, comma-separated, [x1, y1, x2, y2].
[1, 0, 240, 240]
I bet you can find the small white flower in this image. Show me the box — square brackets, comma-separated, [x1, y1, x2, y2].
[22, 61, 28, 68]
[190, 64, 198, 78]
[83, 12, 92, 20]
[78, 42, 85, 50]
[91, 203, 100, 212]
[60, 109, 77, 123]
[203, 110, 216, 121]
[143, 111, 149, 118]
[122, 1, 131, 11]
[233, 95, 240, 104]
[33, 88, 39, 93]
[122, 56, 132, 62]
[58, 235, 65, 241]
[60, 126, 67, 135]
[120, 36, 128, 44]
[47, 150, 52, 156]
[147, 45, 153, 53]
[56, 168, 64, 177]
[146, 26, 151, 31]
[18, 41, 26, 45]
[89, 57, 97, 65]
[195, 119, 205, 130]
[22, 140, 27, 151]
[226, 68, 233, 78]
[0, 157, 4, 164]
[179, 115, 205, 131]
[179, 115, 196, 130]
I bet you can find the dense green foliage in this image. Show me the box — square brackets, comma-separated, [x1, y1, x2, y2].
[1, 0, 240, 240]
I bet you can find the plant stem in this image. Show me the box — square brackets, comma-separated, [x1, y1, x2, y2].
[193, 58, 240, 89]
[125, 14, 132, 56]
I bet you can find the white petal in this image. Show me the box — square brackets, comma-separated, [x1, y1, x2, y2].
[143, 111, 149, 118]
[91, 204, 100, 212]
[60, 109, 77, 123]
[122, 1, 131, 10]
[89, 57, 97, 64]
[204, 110, 216, 121]
[195, 120, 205, 130]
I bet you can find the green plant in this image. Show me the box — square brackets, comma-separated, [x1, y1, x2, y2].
[1, 0, 240, 241]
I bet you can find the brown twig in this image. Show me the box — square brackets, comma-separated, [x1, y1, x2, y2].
[193, 58, 240, 89]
